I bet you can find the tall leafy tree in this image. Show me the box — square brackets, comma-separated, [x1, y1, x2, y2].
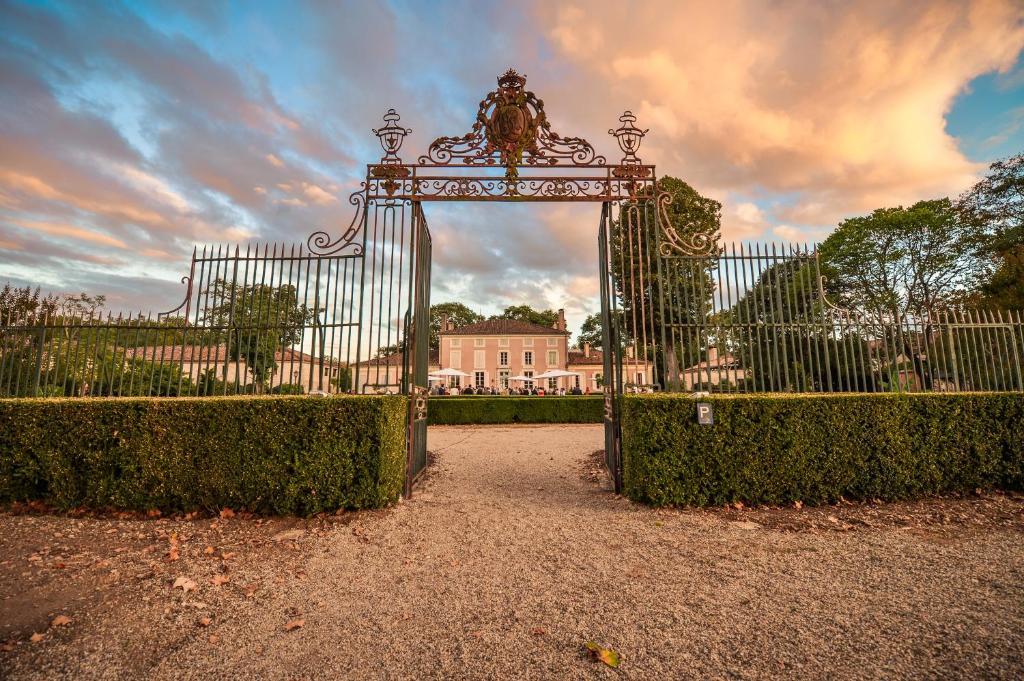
[957, 153, 1024, 310]
[819, 198, 977, 389]
[203, 280, 314, 391]
[575, 313, 603, 348]
[610, 176, 721, 386]
[493, 304, 560, 329]
[429, 302, 483, 350]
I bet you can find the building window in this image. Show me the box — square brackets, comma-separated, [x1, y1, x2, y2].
[499, 351, 509, 367]
[450, 375, 461, 388]
[636, 371, 644, 385]
[498, 370, 509, 389]
[474, 338, 485, 347]
[574, 374, 580, 388]
[547, 337, 558, 347]
[523, 338, 533, 347]
[524, 351, 533, 366]
[524, 370, 533, 390]
[474, 349, 485, 368]
[450, 338, 461, 348]
[548, 377, 557, 390]
[499, 337, 509, 347]
[475, 371, 485, 388]
[450, 352, 461, 369]
[547, 350, 557, 365]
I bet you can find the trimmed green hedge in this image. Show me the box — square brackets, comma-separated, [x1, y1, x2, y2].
[0, 395, 407, 515]
[427, 396, 603, 425]
[621, 393, 1024, 507]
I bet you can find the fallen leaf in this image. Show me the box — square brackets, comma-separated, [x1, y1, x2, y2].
[167, 547, 180, 561]
[203, 546, 215, 555]
[50, 615, 72, 628]
[244, 584, 257, 599]
[197, 617, 211, 627]
[146, 509, 161, 518]
[30, 633, 45, 642]
[172, 576, 197, 593]
[793, 500, 803, 509]
[531, 627, 545, 636]
[221, 552, 237, 561]
[283, 619, 304, 631]
[208, 634, 220, 644]
[219, 508, 235, 519]
[211, 575, 230, 586]
[585, 641, 621, 668]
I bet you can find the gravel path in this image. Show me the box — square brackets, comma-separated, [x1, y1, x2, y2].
[2, 424, 1022, 679]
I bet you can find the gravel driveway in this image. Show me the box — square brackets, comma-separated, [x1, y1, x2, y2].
[2, 424, 1022, 679]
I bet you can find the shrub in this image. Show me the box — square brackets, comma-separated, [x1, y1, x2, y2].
[427, 396, 603, 425]
[621, 392, 1024, 507]
[0, 395, 407, 515]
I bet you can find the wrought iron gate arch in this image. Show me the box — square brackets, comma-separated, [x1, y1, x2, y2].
[314, 68, 694, 496]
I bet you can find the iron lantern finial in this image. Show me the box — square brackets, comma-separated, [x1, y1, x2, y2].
[609, 110, 649, 165]
[373, 108, 411, 164]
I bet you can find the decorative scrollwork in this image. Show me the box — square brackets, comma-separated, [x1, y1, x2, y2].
[609, 111, 648, 165]
[157, 274, 193, 320]
[407, 177, 624, 200]
[815, 272, 865, 321]
[307, 188, 366, 256]
[656, 190, 719, 257]
[417, 68, 606, 176]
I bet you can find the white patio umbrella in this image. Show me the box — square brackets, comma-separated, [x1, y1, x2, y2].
[428, 368, 471, 378]
[532, 368, 580, 391]
[505, 375, 534, 382]
[532, 369, 579, 379]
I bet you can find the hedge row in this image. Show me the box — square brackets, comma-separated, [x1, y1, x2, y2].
[427, 396, 603, 425]
[0, 395, 407, 515]
[621, 393, 1024, 507]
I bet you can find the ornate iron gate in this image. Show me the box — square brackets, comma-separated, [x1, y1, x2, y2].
[349, 69, 663, 495]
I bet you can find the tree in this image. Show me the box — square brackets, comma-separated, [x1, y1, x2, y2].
[493, 304, 560, 329]
[819, 198, 978, 390]
[576, 313, 602, 348]
[203, 280, 314, 391]
[610, 176, 721, 387]
[429, 302, 483, 350]
[820, 198, 976, 320]
[957, 153, 1024, 310]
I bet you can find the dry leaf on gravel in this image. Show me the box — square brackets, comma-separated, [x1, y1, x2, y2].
[50, 615, 72, 628]
[531, 627, 546, 636]
[30, 633, 45, 642]
[173, 576, 197, 593]
[211, 574, 230, 586]
[283, 619, 304, 631]
[208, 634, 220, 644]
[198, 617, 211, 627]
[585, 641, 621, 668]
[219, 509, 235, 519]
[203, 546, 215, 555]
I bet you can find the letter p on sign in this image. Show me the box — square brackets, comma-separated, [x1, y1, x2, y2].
[697, 402, 713, 425]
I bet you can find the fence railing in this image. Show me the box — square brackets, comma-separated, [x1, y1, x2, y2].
[632, 243, 1024, 394]
[0, 243, 362, 398]
[3, 240, 1022, 397]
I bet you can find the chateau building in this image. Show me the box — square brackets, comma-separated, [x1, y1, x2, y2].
[357, 308, 656, 393]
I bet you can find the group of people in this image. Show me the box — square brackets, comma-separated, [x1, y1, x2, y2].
[431, 384, 589, 396]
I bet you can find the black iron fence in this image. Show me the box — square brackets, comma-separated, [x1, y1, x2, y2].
[612, 241, 1024, 394]
[3, 239, 1022, 398]
[0, 244, 362, 397]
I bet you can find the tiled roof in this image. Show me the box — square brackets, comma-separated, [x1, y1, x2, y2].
[441, 318, 568, 336]
[360, 349, 440, 367]
[567, 349, 604, 365]
[124, 344, 343, 365]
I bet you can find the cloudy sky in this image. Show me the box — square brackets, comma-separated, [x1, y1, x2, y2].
[1, 0, 1023, 335]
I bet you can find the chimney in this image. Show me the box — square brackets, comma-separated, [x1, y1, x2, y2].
[626, 343, 635, 360]
[707, 346, 719, 364]
[583, 342, 591, 358]
[555, 308, 566, 331]
[440, 312, 449, 332]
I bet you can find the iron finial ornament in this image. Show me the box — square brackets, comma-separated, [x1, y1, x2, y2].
[373, 108, 411, 164]
[609, 110, 648, 166]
